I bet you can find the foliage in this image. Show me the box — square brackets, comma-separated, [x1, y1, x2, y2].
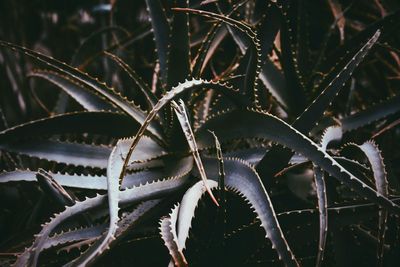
[1, 0, 400, 266]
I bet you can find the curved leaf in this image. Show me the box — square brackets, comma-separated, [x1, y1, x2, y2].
[313, 125, 343, 267]
[1, 157, 191, 191]
[209, 131, 226, 213]
[196, 109, 400, 214]
[313, 167, 327, 267]
[347, 140, 389, 266]
[321, 126, 342, 151]
[160, 204, 188, 267]
[29, 69, 115, 112]
[44, 225, 105, 251]
[2, 140, 111, 168]
[176, 180, 218, 254]
[276, 0, 307, 115]
[172, 99, 218, 205]
[341, 95, 400, 132]
[66, 139, 123, 266]
[259, 58, 288, 109]
[0, 170, 107, 190]
[2, 137, 164, 169]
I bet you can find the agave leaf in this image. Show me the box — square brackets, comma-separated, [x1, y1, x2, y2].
[243, 43, 260, 106]
[346, 141, 389, 266]
[312, 126, 343, 267]
[223, 147, 269, 166]
[103, 52, 157, 109]
[256, 29, 381, 187]
[196, 109, 400, 214]
[1, 140, 111, 168]
[320, 126, 343, 151]
[209, 131, 226, 213]
[172, 99, 218, 206]
[66, 139, 123, 266]
[176, 180, 218, 254]
[360, 142, 388, 266]
[124, 156, 193, 188]
[44, 225, 105, 251]
[276, 0, 307, 116]
[145, 0, 170, 85]
[127, 157, 165, 171]
[313, 167, 327, 267]
[36, 169, 75, 207]
[334, 156, 370, 175]
[160, 204, 188, 267]
[209, 131, 227, 249]
[259, 58, 289, 109]
[0, 170, 107, 190]
[199, 157, 300, 267]
[341, 94, 400, 132]
[0, 161, 191, 192]
[0, 112, 140, 143]
[16, 169, 192, 266]
[0, 41, 164, 141]
[4, 136, 165, 170]
[29, 69, 116, 112]
[2, 156, 191, 189]
[253, 3, 283, 109]
[257, 3, 281, 63]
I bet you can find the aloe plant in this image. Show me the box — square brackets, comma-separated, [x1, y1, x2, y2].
[1, 1, 400, 266]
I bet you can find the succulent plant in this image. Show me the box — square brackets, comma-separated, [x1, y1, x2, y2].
[1, 0, 400, 266]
